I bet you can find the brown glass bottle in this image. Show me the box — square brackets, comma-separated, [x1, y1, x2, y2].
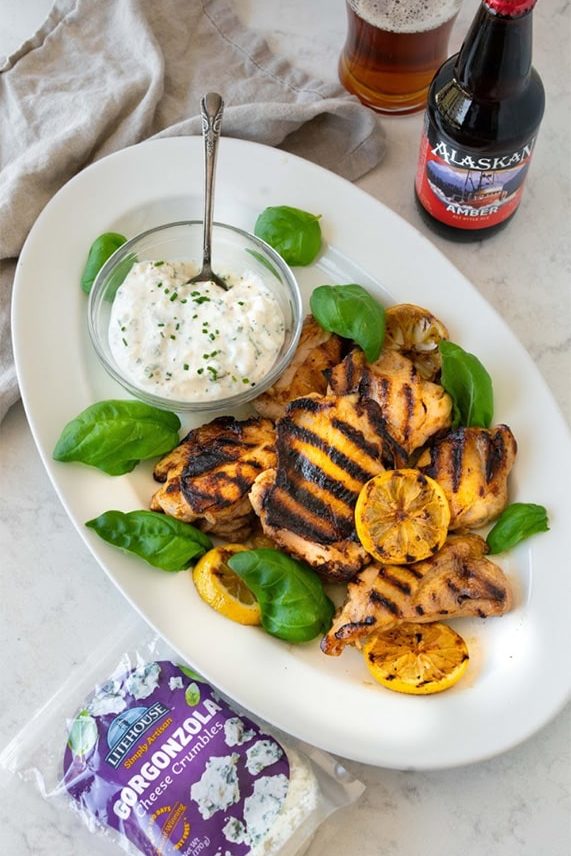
[415, 0, 545, 241]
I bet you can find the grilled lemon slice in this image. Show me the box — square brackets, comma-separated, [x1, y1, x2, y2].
[384, 304, 448, 380]
[355, 469, 450, 564]
[363, 622, 469, 694]
[192, 545, 261, 625]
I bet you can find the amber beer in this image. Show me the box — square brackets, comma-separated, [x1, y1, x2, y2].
[415, 0, 544, 240]
[339, 0, 463, 114]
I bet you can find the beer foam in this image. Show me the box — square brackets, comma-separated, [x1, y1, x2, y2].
[348, 0, 460, 34]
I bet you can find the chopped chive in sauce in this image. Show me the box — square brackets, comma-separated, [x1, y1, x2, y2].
[154, 261, 165, 267]
[197, 368, 204, 375]
[169, 292, 178, 302]
[183, 363, 189, 371]
[242, 377, 250, 384]
[122, 338, 128, 347]
[170, 335, 176, 341]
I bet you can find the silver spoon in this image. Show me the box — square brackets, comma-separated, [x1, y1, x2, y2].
[189, 92, 228, 291]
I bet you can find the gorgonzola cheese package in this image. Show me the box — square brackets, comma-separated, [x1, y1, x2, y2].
[0, 626, 364, 856]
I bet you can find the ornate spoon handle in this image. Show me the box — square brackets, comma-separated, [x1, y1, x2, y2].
[200, 92, 224, 271]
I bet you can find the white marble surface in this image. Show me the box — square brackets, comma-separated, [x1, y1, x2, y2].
[1, 1, 570, 855]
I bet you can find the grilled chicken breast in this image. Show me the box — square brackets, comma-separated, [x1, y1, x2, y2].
[322, 533, 513, 655]
[327, 349, 452, 456]
[250, 393, 404, 581]
[417, 425, 517, 530]
[151, 416, 276, 540]
[254, 316, 343, 420]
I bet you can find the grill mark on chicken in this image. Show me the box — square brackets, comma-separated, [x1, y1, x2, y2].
[369, 590, 401, 616]
[331, 417, 382, 459]
[402, 383, 414, 443]
[250, 393, 398, 580]
[485, 430, 511, 483]
[181, 464, 261, 506]
[263, 488, 340, 544]
[360, 399, 408, 468]
[280, 418, 378, 484]
[378, 567, 412, 596]
[328, 349, 452, 457]
[277, 450, 359, 507]
[417, 425, 517, 530]
[450, 433, 465, 492]
[321, 534, 513, 655]
[446, 578, 460, 595]
[150, 415, 276, 538]
[273, 476, 354, 536]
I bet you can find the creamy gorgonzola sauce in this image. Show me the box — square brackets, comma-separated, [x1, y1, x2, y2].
[108, 260, 286, 401]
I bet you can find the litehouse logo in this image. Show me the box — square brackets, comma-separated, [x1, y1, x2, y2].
[106, 702, 169, 769]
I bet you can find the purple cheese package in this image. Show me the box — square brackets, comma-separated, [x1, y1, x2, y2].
[0, 622, 365, 856]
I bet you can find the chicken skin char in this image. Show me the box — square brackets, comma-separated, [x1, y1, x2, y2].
[250, 392, 407, 581]
[321, 533, 513, 656]
[151, 415, 276, 540]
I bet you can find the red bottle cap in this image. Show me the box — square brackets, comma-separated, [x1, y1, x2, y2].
[483, 0, 537, 15]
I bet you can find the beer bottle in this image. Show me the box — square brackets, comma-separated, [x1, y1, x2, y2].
[415, 0, 545, 241]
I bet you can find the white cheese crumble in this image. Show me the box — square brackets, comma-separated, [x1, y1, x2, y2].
[168, 676, 184, 691]
[224, 716, 256, 747]
[190, 754, 241, 819]
[222, 816, 247, 844]
[244, 774, 289, 848]
[88, 681, 126, 717]
[108, 260, 285, 402]
[124, 663, 161, 700]
[249, 748, 319, 856]
[245, 740, 284, 775]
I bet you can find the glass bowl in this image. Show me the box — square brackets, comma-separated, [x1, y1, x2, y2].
[88, 221, 303, 412]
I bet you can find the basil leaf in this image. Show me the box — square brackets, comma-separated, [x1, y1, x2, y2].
[85, 510, 212, 571]
[439, 340, 494, 428]
[310, 284, 385, 362]
[105, 252, 137, 301]
[185, 682, 201, 707]
[228, 548, 335, 643]
[53, 400, 181, 475]
[178, 665, 206, 683]
[486, 503, 549, 554]
[254, 206, 321, 266]
[81, 232, 127, 294]
[68, 709, 98, 758]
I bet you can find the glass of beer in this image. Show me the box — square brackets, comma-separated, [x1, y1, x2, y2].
[339, 0, 464, 115]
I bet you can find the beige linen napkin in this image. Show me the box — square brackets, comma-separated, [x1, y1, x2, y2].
[0, 0, 385, 422]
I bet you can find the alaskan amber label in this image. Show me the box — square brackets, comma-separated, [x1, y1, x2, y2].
[416, 118, 537, 230]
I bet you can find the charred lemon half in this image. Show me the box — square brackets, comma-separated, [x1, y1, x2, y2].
[363, 622, 469, 695]
[384, 303, 448, 381]
[355, 469, 450, 564]
[192, 545, 261, 625]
